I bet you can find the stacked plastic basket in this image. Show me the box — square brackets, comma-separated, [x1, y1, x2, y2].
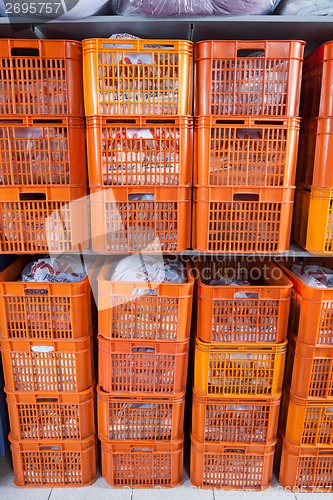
[0, 40, 96, 488]
[293, 41, 333, 254]
[192, 40, 305, 253]
[82, 37, 194, 487]
[276, 261, 333, 491]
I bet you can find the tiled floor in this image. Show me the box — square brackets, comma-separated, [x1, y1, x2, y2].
[0, 452, 323, 500]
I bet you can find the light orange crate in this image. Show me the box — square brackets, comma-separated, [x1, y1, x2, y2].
[10, 436, 96, 488]
[192, 390, 280, 445]
[83, 39, 193, 116]
[0, 185, 89, 254]
[101, 439, 183, 488]
[194, 338, 287, 397]
[1, 336, 93, 393]
[87, 116, 193, 187]
[0, 117, 87, 186]
[98, 335, 189, 394]
[0, 257, 93, 341]
[301, 41, 333, 120]
[90, 186, 191, 254]
[195, 116, 300, 187]
[280, 386, 333, 447]
[98, 259, 193, 342]
[285, 335, 333, 400]
[194, 40, 305, 117]
[193, 186, 294, 253]
[0, 39, 84, 117]
[191, 436, 275, 490]
[279, 259, 333, 346]
[195, 259, 291, 344]
[277, 435, 333, 492]
[98, 387, 184, 442]
[7, 387, 95, 441]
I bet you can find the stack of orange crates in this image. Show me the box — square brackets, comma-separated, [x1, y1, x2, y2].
[276, 261, 333, 491]
[96, 259, 193, 487]
[0, 39, 89, 254]
[293, 41, 333, 254]
[192, 40, 305, 253]
[190, 259, 290, 489]
[82, 38, 193, 254]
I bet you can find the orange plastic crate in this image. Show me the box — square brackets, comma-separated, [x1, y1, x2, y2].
[191, 436, 275, 490]
[98, 335, 189, 394]
[279, 259, 333, 346]
[301, 42, 333, 120]
[7, 387, 94, 441]
[98, 259, 193, 342]
[10, 436, 96, 488]
[192, 390, 280, 445]
[87, 116, 193, 187]
[1, 336, 93, 393]
[0, 185, 89, 254]
[193, 186, 294, 253]
[286, 335, 333, 400]
[194, 40, 305, 117]
[0, 39, 83, 117]
[195, 259, 291, 344]
[280, 386, 333, 447]
[277, 435, 333, 492]
[0, 257, 94, 341]
[194, 338, 287, 397]
[83, 39, 193, 116]
[195, 116, 300, 187]
[98, 387, 185, 442]
[101, 439, 183, 488]
[90, 186, 191, 254]
[0, 117, 86, 186]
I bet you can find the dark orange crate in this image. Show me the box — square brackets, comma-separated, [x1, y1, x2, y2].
[191, 437, 275, 490]
[98, 387, 185, 442]
[0, 117, 86, 186]
[101, 439, 183, 488]
[98, 335, 189, 394]
[0, 39, 83, 117]
[194, 40, 305, 117]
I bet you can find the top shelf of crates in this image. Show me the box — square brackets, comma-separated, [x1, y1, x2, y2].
[0, 16, 333, 54]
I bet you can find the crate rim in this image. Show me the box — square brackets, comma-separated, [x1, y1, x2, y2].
[195, 336, 288, 352]
[192, 389, 282, 405]
[97, 385, 186, 403]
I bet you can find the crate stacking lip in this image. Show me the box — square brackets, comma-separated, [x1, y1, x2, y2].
[301, 41, 333, 120]
[90, 186, 191, 254]
[97, 387, 185, 442]
[0, 256, 93, 341]
[6, 387, 95, 442]
[293, 185, 333, 254]
[83, 38, 193, 116]
[0, 117, 87, 187]
[277, 434, 333, 492]
[194, 337, 287, 397]
[98, 335, 189, 395]
[195, 259, 292, 344]
[1, 336, 93, 393]
[192, 390, 281, 445]
[101, 439, 183, 488]
[279, 258, 333, 346]
[286, 334, 333, 400]
[87, 116, 193, 187]
[10, 436, 96, 488]
[193, 186, 294, 254]
[194, 40, 305, 117]
[0, 185, 89, 254]
[195, 116, 300, 188]
[280, 386, 333, 447]
[0, 39, 84, 117]
[190, 436, 276, 490]
[97, 259, 194, 342]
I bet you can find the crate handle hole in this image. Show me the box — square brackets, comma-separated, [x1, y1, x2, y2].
[130, 403, 152, 409]
[19, 193, 46, 201]
[237, 49, 265, 58]
[31, 346, 54, 353]
[235, 292, 258, 299]
[40, 446, 61, 451]
[131, 447, 153, 452]
[132, 347, 155, 353]
[233, 194, 259, 202]
[102, 43, 135, 49]
[11, 48, 40, 57]
[143, 44, 175, 49]
[36, 398, 59, 403]
[133, 289, 158, 296]
[128, 194, 155, 201]
[224, 448, 246, 453]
